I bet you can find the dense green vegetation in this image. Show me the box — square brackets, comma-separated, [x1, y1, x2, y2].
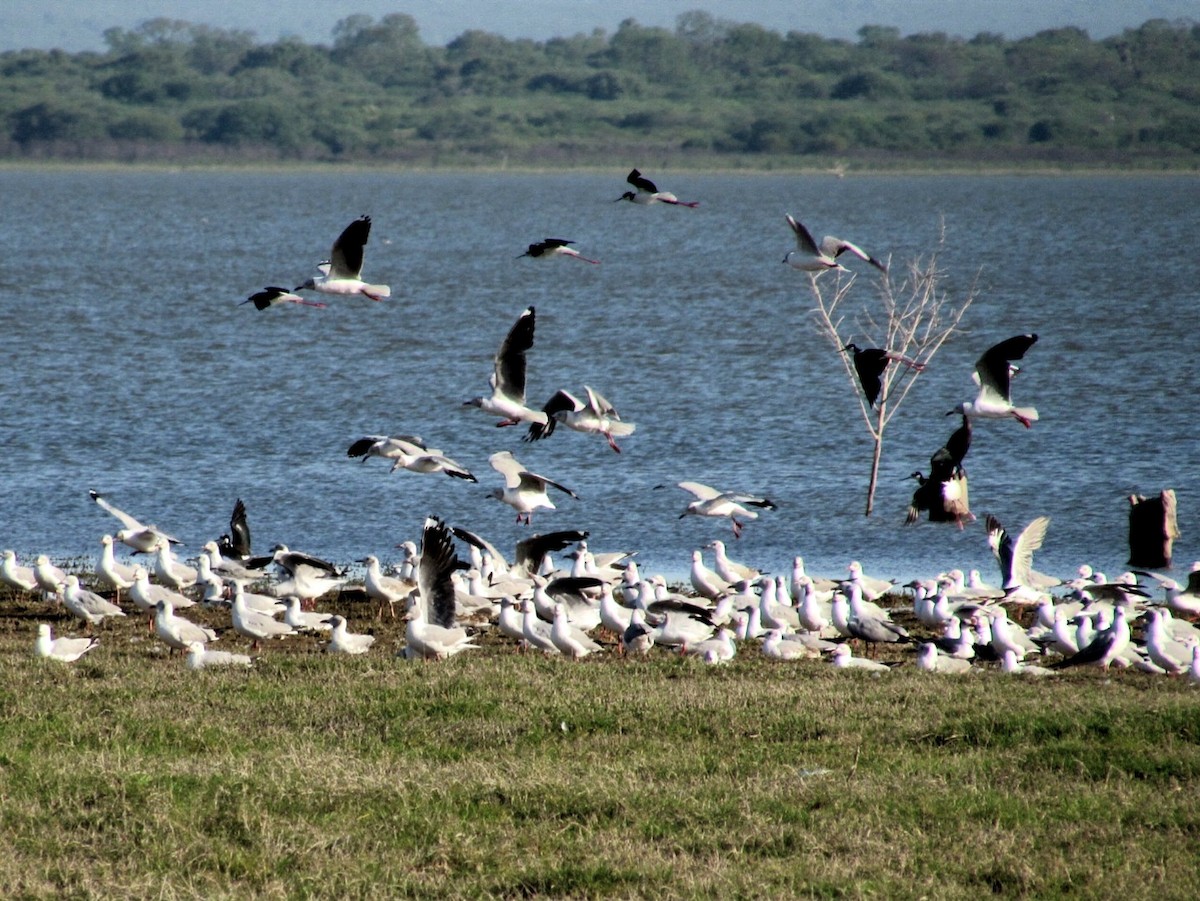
[3, 13, 1200, 167]
[3, 584, 1200, 898]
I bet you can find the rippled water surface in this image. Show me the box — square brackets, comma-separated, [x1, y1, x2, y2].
[2, 168, 1198, 584]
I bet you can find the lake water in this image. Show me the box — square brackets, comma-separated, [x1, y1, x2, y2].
[1, 168, 1198, 586]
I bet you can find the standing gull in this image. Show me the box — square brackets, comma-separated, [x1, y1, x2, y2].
[951, 334, 1039, 428]
[784, 215, 887, 273]
[1, 551, 38, 593]
[61, 575, 126, 628]
[463, 306, 549, 428]
[35, 623, 99, 663]
[294, 215, 390, 302]
[616, 168, 699, 207]
[488, 450, 579, 526]
[518, 238, 599, 264]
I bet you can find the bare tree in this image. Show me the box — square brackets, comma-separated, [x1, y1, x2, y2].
[809, 231, 976, 516]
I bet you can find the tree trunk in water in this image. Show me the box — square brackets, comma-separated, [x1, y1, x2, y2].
[865, 405, 885, 516]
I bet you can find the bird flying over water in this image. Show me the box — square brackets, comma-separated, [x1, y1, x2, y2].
[463, 306, 548, 427]
[488, 451, 579, 526]
[518, 238, 599, 264]
[525, 385, 635, 453]
[240, 286, 326, 310]
[616, 169, 699, 207]
[294, 216, 390, 302]
[952, 334, 1039, 427]
[784, 215, 887, 273]
[672, 481, 777, 539]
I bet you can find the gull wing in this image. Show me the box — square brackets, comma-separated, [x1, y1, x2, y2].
[786, 215, 821, 256]
[822, 236, 887, 272]
[493, 306, 536, 402]
[627, 168, 658, 193]
[448, 525, 510, 573]
[521, 471, 578, 500]
[227, 499, 252, 559]
[419, 517, 460, 630]
[328, 215, 371, 279]
[526, 389, 578, 442]
[1011, 515, 1050, 588]
[976, 334, 1038, 403]
[583, 385, 618, 417]
[677, 481, 723, 502]
[89, 490, 144, 532]
[514, 530, 589, 574]
[489, 450, 526, 488]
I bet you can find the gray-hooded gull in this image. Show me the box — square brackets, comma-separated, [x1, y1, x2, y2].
[294, 215, 390, 302]
[405, 518, 479, 660]
[35, 623, 99, 663]
[347, 434, 476, 481]
[783, 215, 886, 273]
[488, 450, 579, 525]
[672, 481, 776, 539]
[241, 286, 326, 310]
[89, 489, 180, 554]
[463, 306, 548, 428]
[952, 333, 1039, 428]
[525, 385, 635, 453]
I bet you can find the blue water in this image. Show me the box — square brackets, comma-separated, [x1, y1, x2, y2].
[1, 168, 1197, 585]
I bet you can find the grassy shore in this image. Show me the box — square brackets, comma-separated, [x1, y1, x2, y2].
[2, 586, 1199, 899]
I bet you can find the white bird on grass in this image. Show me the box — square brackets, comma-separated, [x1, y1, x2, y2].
[33, 555, 68, 597]
[293, 215, 390, 302]
[153, 544, 197, 592]
[96, 534, 137, 599]
[550, 602, 604, 659]
[154, 599, 217, 653]
[1, 550, 38, 593]
[186, 641, 253, 669]
[325, 615, 376, 655]
[916, 642, 973, 674]
[282, 596, 334, 633]
[830, 644, 894, 672]
[61, 575, 126, 628]
[232, 584, 296, 649]
[35, 623, 99, 662]
[359, 555, 417, 619]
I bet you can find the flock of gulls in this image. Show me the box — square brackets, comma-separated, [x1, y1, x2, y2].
[8, 168, 1200, 686]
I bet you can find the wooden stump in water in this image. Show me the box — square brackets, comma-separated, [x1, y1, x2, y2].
[1128, 490, 1179, 569]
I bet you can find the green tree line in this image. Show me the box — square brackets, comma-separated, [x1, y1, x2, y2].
[2, 12, 1198, 166]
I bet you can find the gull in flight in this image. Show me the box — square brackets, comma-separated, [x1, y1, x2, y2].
[240, 286, 326, 310]
[525, 385, 635, 453]
[672, 481, 776, 538]
[841, 343, 925, 407]
[951, 334, 1039, 427]
[616, 168, 699, 207]
[518, 238, 599, 264]
[88, 489, 180, 554]
[294, 215, 390, 302]
[346, 434, 476, 481]
[35, 623, 100, 663]
[463, 306, 549, 427]
[784, 215, 886, 273]
[488, 451, 579, 525]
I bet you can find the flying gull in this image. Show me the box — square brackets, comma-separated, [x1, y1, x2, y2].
[347, 434, 476, 481]
[240, 286, 326, 310]
[841, 343, 925, 407]
[294, 215, 390, 302]
[784, 215, 887, 273]
[951, 333, 1039, 427]
[525, 385, 635, 453]
[671, 481, 776, 539]
[488, 450, 579, 525]
[463, 306, 548, 427]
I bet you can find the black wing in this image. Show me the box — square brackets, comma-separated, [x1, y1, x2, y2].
[942, 413, 972, 472]
[976, 334, 1038, 401]
[848, 347, 889, 407]
[419, 517, 461, 630]
[243, 287, 291, 310]
[985, 514, 1015, 589]
[494, 306, 536, 401]
[514, 530, 589, 574]
[626, 168, 657, 193]
[525, 389, 577, 443]
[226, 499, 252, 559]
[330, 215, 371, 279]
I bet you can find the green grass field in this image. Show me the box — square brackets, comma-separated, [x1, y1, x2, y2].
[2, 585, 1199, 899]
